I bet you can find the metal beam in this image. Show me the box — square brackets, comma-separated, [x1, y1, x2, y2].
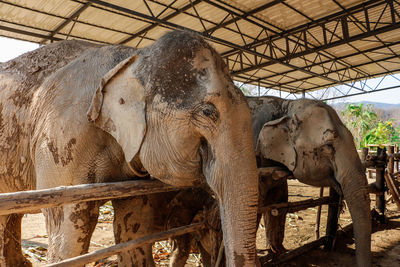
[256, 54, 399, 91]
[322, 84, 400, 101]
[222, 0, 383, 58]
[41, 1, 91, 43]
[1, 1, 153, 43]
[0, 19, 109, 44]
[230, 12, 400, 75]
[119, 0, 202, 45]
[302, 68, 400, 93]
[202, 0, 283, 34]
[87, 0, 351, 87]
[252, 39, 400, 82]
[0, 24, 62, 42]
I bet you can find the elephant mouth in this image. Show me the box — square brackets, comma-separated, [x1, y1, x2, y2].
[128, 154, 149, 177]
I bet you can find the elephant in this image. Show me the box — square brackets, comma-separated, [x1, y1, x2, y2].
[0, 30, 260, 266]
[158, 95, 370, 266]
[163, 188, 223, 267]
[249, 96, 371, 267]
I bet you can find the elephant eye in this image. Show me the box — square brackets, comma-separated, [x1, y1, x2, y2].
[197, 68, 209, 81]
[202, 103, 219, 122]
[203, 108, 213, 116]
[199, 68, 207, 76]
[191, 102, 219, 127]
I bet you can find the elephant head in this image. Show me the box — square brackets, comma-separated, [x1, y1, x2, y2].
[87, 31, 259, 266]
[254, 98, 371, 267]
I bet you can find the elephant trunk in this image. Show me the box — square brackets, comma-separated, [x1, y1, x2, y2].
[205, 114, 259, 266]
[335, 145, 371, 267]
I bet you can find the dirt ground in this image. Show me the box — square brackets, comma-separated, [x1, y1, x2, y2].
[21, 178, 400, 266]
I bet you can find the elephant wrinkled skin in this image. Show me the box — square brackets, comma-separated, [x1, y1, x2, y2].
[0, 31, 259, 266]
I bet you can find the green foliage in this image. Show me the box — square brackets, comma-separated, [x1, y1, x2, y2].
[341, 103, 399, 148]
[364, 121, 395, 146]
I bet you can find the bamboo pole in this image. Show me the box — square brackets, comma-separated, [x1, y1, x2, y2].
[258, 196, 335, 214]
[384, 171, 400, 210]
[258, 185, 380, 216]
[0, 180, 182, 215]
[215, 240, 225, 267]
[46, 222, 204, 267]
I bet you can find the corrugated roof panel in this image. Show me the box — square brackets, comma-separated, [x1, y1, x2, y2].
[78, 6, 152, 38]
[0, 0, 399, 95]
[10, 0, 80, 17]
[1, 3, 64, 32]
[58, 22, 128, 44]
[256, 3, 308, 30]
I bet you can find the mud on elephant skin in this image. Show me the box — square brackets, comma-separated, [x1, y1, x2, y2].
[248, 96, 371, 267]
[0, 30, 259, 266]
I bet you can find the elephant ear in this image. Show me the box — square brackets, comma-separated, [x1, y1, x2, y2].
[257, 116, 297, 171]
[87, 55, 146, 171]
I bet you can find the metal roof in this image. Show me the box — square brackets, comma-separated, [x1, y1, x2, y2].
[1, 0, 400, 100]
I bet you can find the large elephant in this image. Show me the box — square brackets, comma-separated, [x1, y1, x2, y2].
[159, 96, 371, 266]
[249, 96, 371, 267]
[0, 30, 259, 266]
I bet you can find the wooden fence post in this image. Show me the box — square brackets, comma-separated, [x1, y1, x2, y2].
[315, 187, 324, 239]
[376, 147, 386, 216]
[324, 187, 341, 251]
[388, 146, 394, 175]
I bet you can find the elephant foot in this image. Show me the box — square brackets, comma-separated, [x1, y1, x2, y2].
[0, 214, 33, 267]
[1, 255, 32, 267]
[266, 244, 287, 256]
[43, 202, 100, 264]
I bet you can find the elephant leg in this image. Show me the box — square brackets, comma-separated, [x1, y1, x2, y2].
[0, 214, 32, 267]
[43, 201, 100, 263]
[198, 242, 212, 267]
[169, 235, 192, 267]
[112, 196, 155, 267]
[264, 179, 288, 254]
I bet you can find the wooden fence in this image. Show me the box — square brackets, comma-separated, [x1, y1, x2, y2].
[1, 148, 398, 266]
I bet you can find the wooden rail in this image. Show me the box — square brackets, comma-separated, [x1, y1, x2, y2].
[258, 196, 336, 215]
[46, 222, 204, 267]
[0, 180, 183, 215]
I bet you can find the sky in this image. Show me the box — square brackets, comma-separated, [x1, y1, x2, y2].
[1, 36, 399, 104]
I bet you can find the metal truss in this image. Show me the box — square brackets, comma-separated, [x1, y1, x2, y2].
[256, 72, 400, 101]
[1, 0, 399, 100]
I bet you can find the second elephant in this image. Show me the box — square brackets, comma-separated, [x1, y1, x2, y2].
[160, 96, 371, 267]
[249, 96, 371, 267]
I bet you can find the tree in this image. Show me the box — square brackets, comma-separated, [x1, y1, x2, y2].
[341, 103, 400, 148]
[341, 103, 378, 148]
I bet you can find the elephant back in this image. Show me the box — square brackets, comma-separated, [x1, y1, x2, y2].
[0, 40, 98, 107]
[246, 96, 287, 148]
